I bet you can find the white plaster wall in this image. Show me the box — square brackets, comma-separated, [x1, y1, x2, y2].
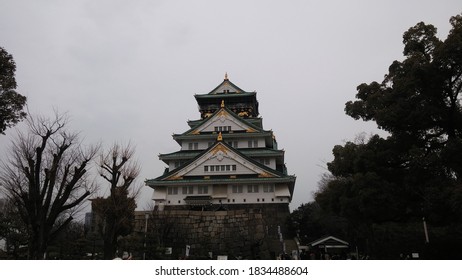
[162, 183, 290, 206]
[200, 117, 246, 133]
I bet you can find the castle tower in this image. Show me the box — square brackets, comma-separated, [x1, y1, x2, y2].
[145, 75, 296, 212]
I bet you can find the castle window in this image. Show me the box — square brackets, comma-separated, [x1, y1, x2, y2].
[203, 164, 237, 172]
[227, 141, 238, 148]
[263, 185, 274, 193]
[247, 185, 259, 193]
[214, 126, 231, 132]
[198, 185, 208, 194]
[188, 142, 199, 150]
[232, 185, 243, 193]
[247, 140, 259, 148]
[167, 187, 178, 195]
[182, 186, 193, 194]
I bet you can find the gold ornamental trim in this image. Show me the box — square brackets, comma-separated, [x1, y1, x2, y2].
[210, 144, 228, 155]
[258, 172, 274, 178]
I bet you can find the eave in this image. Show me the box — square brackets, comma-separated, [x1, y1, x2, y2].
[145, 176, 296, 201]
[159, 148, 285, 163]
[180, 106, 265, 136]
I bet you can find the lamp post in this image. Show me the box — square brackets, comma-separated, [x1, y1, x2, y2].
[423, 216, 430, 244]
[421, 205, 430, 244]
[143, 212, 149, 260]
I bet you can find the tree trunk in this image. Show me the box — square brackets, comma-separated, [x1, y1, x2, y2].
[28, 235, 47, 260]
[102, 227, 117, 259]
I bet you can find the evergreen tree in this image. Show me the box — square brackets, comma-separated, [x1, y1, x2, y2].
[0, 46, 26, 134]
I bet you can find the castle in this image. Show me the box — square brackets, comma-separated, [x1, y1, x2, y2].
[145, 74, 296, 259]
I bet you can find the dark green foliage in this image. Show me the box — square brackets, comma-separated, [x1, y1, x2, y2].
[47, 221, 87, 259]
[92, 189, 137, 259]
[0, 47, 26, 134]
[315, 14, 462, 259]
[0, 200, 28, 259]
[287, 201, 348, 245]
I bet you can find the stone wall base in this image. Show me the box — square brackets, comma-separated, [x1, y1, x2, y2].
[149, 203, 290, 259]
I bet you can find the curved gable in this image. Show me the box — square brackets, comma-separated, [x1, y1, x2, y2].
[161, 141, 280, 181]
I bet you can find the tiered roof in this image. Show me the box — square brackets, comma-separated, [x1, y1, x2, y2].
[146, 137, 295, 198]
[146, 75, 295, 200]
[194, 73, 259, 119]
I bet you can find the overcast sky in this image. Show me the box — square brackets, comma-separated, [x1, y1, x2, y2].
[1, 1, 461, 212]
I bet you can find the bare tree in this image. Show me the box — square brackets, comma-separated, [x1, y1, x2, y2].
[0, 112, 99, 259]
[92, 143, 140, 259]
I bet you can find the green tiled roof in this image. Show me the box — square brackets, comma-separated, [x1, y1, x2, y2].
[195, 92, 256, 98]
[151, 140, 288, 181]
[205, 78, 247, 95]
[187, 117, 263, 129]
[178, 106, 266, 136]
[159, 148, 284, 161]
[173, 131, 273, 140]
[145, 176, 296, 186]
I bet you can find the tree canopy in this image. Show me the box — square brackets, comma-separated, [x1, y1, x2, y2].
[0, 112, 99, 259]
[92, 143, 140, 259]
[0, 47, 26, 134]
[315, 14, 462, 259]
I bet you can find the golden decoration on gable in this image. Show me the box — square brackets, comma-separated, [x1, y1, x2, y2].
[210, 144, 228, 156]
[168, 175, 183, 180]
[258, 172, 275, 178]
[218, 110, 229, 118]
[238, 111, 249, 117]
